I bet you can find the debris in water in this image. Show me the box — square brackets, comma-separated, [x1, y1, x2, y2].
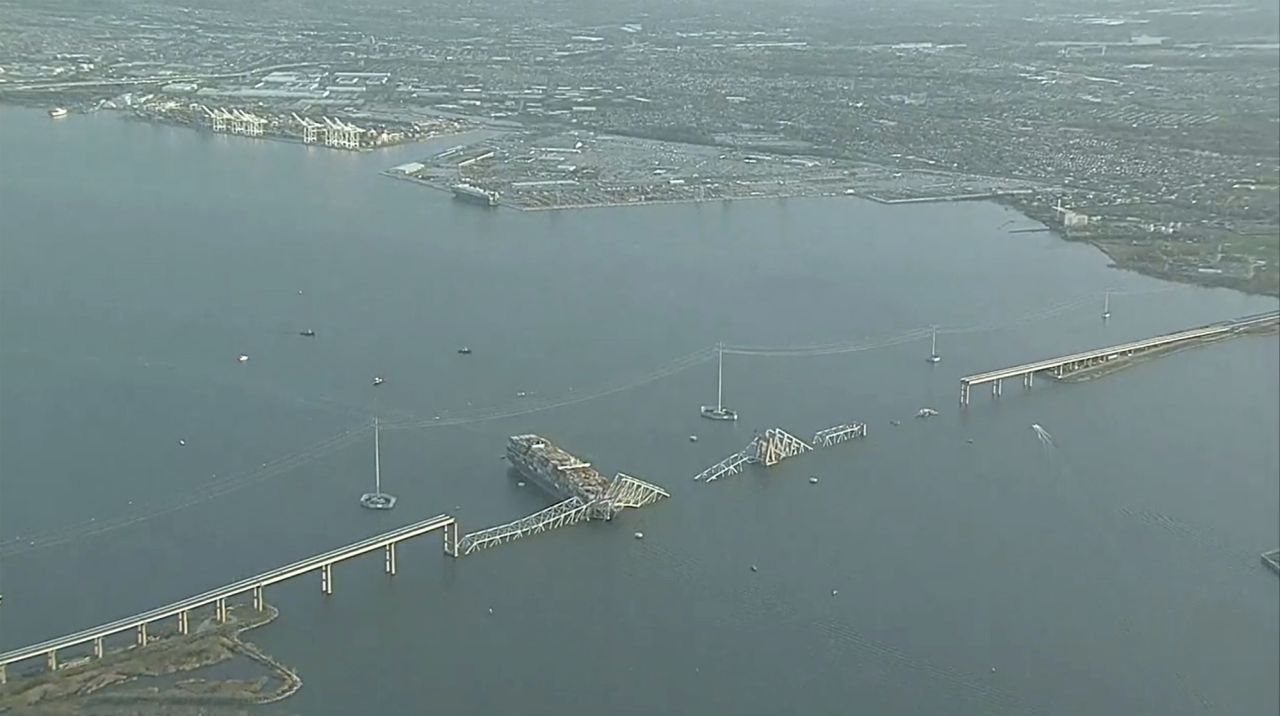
[1031, 423, 1054, 447]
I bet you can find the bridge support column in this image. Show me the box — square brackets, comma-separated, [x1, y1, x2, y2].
[253, 586, 265, 612]
[1023, 372, 1034, 389]
[385, 543, 397, 575]
[215, 598, 228, 623]
[46, 650, 57, 671]
[443, 521, 459, 558]
[136, 623, 148, 647]
[992, 379, 1003, 398]
[321, 563, 333, 595]
[0, 664, 6, 685]
[93, 637, 104, 658]
[959, 383, 970, 406]
[177, 610, 189, 635]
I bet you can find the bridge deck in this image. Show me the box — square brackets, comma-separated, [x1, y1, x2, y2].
[961, 311, 1277, 386]
[0, 514, 455, 668]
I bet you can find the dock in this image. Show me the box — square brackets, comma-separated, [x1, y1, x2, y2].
[959, 310, 1278, 405]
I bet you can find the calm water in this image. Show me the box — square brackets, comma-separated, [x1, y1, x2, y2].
[1, 106, 1277, 716]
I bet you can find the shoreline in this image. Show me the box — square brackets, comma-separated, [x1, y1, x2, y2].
[8, 102, 1274, 300]
[0, 603, 302, 714]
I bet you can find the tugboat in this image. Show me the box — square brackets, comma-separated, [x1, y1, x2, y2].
[700, 342, 738, 421]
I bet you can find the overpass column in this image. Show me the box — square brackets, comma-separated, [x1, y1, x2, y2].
[94, 637, 104, 658]
[136, 623, 148, 646]
[443, 521, 460, 558]
[385, 543, 397, 575]
[321, 563, 333, 595]
[253, 586, 265, 612]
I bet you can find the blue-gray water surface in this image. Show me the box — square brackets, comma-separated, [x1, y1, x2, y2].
[1, 107, 1277, 716]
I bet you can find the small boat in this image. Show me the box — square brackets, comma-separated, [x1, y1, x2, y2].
[890, 419, 902, 426]
[916, 407, 939, 419]
[688, 435, 698, 442]
[237, 354, 250, 363]
[457, 346, 472, 355]
[808, 476, 819, 484]
[515, 391, 527, 398]
[299, 329, 316, 337]
[634, 532, 644, 540]
[48, 107, 69, 119]
[372, 376, 385, 386]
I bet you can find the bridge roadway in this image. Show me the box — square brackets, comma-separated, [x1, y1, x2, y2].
[0, 513, 457, 681]
[960, 310, 1279, 404]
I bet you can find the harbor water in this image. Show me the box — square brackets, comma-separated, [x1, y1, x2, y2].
[0, 107, 1277, 715]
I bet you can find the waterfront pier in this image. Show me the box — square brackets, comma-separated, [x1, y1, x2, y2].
[959, 311, 1278, 406]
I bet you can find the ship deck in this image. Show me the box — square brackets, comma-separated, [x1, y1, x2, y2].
[507, 434, 612, 501]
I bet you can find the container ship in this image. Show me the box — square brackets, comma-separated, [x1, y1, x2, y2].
[506, 434, 611, 502]
[451, 183, 500, 207]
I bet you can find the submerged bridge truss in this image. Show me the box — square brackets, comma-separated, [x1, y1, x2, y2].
[696, 421, 866, 484]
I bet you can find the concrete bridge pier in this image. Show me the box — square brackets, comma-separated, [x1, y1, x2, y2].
[443, 522, 460, 558]
[215, 597, 228, 623]
[1023, 372, 1034, 388]
[46, 650, 57, 671]
[93, 637, 104, 658]
[252, 586, 265, 612]
[0, 663, 6, 684]
[320, 563, 334, 595]
[384, 543, 397, 575]
[959, 383, 971, 406]
[136, 623, 148, 647]
[992, 379, 1003, 398]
